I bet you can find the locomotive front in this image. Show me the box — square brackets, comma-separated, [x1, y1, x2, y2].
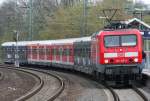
[97, 29, 143, 83]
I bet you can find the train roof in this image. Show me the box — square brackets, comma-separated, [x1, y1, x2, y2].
[1, 36, 91, 46]
[52, 36, 91, 45]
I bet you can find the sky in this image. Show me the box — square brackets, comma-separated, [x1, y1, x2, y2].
[0, 0, 5, 5]
[136, 0, 150, 4]
[0, 0, 150, 5]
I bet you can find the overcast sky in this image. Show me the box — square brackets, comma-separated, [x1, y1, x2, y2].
[136, 0, 150, 4]
[0, 0, 5, 4]
[0, 0, 150, 5]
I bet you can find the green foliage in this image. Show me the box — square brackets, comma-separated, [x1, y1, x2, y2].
[36, 0, 132, 39]
[143, 15, 150, 25]
[0, 0, 150, 42]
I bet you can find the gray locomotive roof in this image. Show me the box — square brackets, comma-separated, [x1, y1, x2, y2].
[1, 36, 91, 46]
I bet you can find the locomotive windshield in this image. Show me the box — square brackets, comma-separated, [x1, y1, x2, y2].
[104, 35, 137, 47]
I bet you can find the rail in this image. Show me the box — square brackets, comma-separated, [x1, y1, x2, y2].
[0, 64, 64, 101]
[0, 64, 44, 101]
[132, 85, 148, 101]
[102, 82, 120, 101]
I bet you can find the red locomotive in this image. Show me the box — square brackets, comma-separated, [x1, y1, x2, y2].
[91, 29, 143, 84]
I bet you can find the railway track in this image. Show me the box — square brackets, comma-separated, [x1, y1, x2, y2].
[110, 85, 148, 101]
[2, 65, 114, 101]
[15, 65, 111, 101]
[132, 85, 148, 101]
[105, 85, 120, 101]
[0, 65, 41, 101]
[0, 64, 148, 101]
[0, 64, 64, 101]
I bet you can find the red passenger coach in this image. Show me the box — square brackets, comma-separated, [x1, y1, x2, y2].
[51, 43, 74, 64]
[51, 39, 75, 67]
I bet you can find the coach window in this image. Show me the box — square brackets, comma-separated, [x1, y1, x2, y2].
[74, 48, 77, 57]
[85, 47, 88, 58]
[51, 49, 53, 55]
[54, 48, 56, 56]
[66, 48, 69, 56]
[52, 48, 53, 55]
[77, 48, 79, 57]
[65, 48, 67, 56]
[39, 48, 41, 55]
[79, 48, 81, 57]
[52, 48, 54, 55]
[33, 48, 37, 54]
[28, 48, 31, 54]
[75, 48, 78, 57]
[41, 48, 43, 55]
[53, 48, 55, 56]
[62, 49, 65, 56]
[42, 48, 45, 55]
[46, 49, 50, 55]
[35, 49, 37, 54]
[52, 48, 55, 56]
[32, 48, 34, 54]
[88, 47, 91, 58]
[82, 47, 85, 58]
[56, 48, 58, 55]
[81, 47, 85, 58]
[32, 49, 35, 54]
[55, 48, 57, 55]
[56, 48, 59, 55]
[58, 48, 61, 56]
[60, 48, 62, 56]
[70, 49, 72, 56]
[40, 48, 42, 55]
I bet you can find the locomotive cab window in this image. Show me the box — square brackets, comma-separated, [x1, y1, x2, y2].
[104, 36, 120, 47]
[121, 35, 137, 46]
[104, 35, 137, 47]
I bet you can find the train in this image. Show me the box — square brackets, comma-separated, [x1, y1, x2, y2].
[1, 28, 144, 85]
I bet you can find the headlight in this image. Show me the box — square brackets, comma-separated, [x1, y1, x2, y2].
[134, 58, 138, 62]
[104, 59, 108, 63]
